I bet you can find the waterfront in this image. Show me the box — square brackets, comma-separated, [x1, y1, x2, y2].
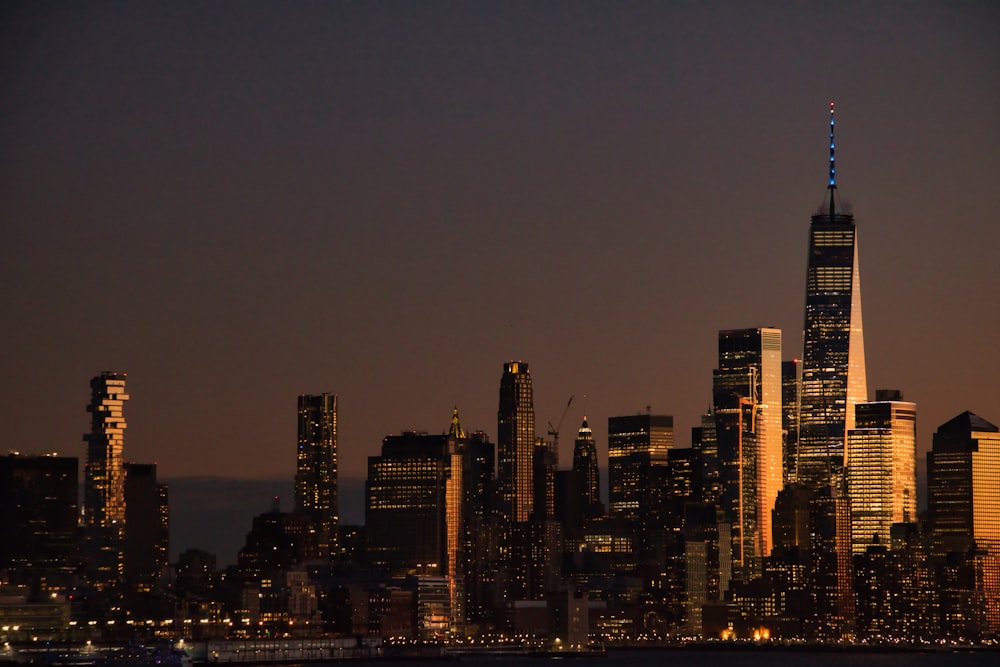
[384, 648, 998, 667]
[5, 642, 1000, 667]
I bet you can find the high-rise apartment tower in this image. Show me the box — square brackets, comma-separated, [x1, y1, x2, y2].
[295, 393, 339, 557]
[83, 372, 129, 589]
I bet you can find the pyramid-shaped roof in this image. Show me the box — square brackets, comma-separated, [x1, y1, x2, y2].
[937, 410, 999, 435]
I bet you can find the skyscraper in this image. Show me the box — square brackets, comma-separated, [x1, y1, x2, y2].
[83, 371, 129, 589]
[781, 359, 801, 485]
[692, 408, 721, 505]
[798, 103, 868, 488]
[927, 411, 1000, 636]
[846, 392, 917, 554]
[365, 432, 452, 573]
[927, 411, 1000, 558]
[295, 393, 338, 558]
[807, 484, 854, 640]
[497, 361, 535, 524]
[123, 462, 169, 592]
[458, 429, 498, 624]
[572, 417, 601, 517]
[0, 454, 79, 593]
[607, 413, 673, 518]
[712, 327, 783, 573]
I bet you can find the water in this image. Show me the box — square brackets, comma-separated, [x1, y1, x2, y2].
[278, 647, 999, 667]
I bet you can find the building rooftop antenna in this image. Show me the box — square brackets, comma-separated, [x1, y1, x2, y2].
[828, 101, 837, 218]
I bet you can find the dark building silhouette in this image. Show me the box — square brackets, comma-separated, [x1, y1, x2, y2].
[175, 548, 218, 600]
[237, 499, 310, 580]
[458, 429, 499, 623]
[771, 483, 812, 553]
[295, 393, 339, 559]
[781, 359, 800, 485]
[798, 104, 868, 489]
[123, 462, 169, 593]
[0, 454, 79, 595]
[571, 418, 602, 518]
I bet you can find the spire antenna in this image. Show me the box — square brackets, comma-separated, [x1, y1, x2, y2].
[828, 101, 836, 218]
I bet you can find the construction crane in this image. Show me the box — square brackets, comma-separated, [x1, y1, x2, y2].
[547, 395, 575, 452]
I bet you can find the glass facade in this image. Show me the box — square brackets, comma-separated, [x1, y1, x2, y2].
[83, 371, 129, 590]
[84, 372, 129, 529]
[928, 412, 1000, 557]
[497, 361, 535, 523]
[295, 393, 339, 557]
[365, 432, 451, 573]
[846, 399, 917, 553]
[798, 113, 868, 488]
[712, 327, 783, 574]
[927, 412, 1000, 634]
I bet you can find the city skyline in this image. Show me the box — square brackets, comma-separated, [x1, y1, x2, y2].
[2, 2, 998, 494]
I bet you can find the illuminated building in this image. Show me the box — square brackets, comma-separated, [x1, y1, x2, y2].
[927, 411, 1000, 636]
[522, 437, 560, 600]
[413, 574, 452, 640]
[683, 503, 723, 636]
[607, 413, 673, 518]
[0, 454, 79, 593]
[798, 103, 868, 489]
[578, 516, 640, 580]
[123, 462, 169, 593]
[445, 410, 466, 636]
[712, 327, 782, 579]
[928, 411, 1000, 556]
[497, 361, 535, 524]
[294, 393, 338, 558]
[363, 420, 468, 637]
[846, 392, 917, 553]
[807, 484, 853, 640]
[692, 409, 721, 504]
[82, 371, 129, 590]
[781, 359, 800, 485]
[852, 541, 894, 640]
[365, 432, 452, 574]
[458, 429, 498, 623]
[572, 418, 602, 517]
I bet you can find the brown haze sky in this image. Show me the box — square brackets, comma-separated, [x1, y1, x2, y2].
[2, 2, 999, 522]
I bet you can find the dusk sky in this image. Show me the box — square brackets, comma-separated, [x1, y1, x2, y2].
[2, 1, 998, 532]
